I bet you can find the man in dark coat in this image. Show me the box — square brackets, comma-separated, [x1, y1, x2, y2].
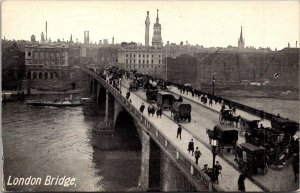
[194, 147, 202, 165]
[139, 103, 145, 113]
[188, 139, 194, 156]
[214, 161, 222, 184]
[177, 124, 182, 140]
[238, 173, 246, 192]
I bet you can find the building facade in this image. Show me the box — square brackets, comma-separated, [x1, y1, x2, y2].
[118, 46, 163, 75]
[25, 44, 69, 80]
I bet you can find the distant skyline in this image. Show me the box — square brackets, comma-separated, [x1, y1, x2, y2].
[2, 1, 299, 49]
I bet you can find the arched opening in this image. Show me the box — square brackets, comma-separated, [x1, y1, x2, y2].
[27, 72, 31, 79]
[38, 72, 43, 79]
[33, 72, 37, 79]
[44, 72, 48, 79]
[114, 111, 141, 150]
[97, 86, 106, 115]
[50, 72, 54, 79]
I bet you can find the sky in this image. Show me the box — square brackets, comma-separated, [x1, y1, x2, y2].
[2, 0, 299, 49]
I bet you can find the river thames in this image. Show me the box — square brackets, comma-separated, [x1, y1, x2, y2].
[2, 102, 141, 192]
[2, 96, 299, 191]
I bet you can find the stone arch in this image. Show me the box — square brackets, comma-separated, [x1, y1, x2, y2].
[114, 110, 141, 150]
[97, 86, 106, 115]
[27, 72, 31, 79]
[33, 72, 37, 79]
[38, 72, 43, 79]
[50, 72, 54, 79]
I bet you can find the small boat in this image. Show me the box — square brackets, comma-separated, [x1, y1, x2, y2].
[26, 100, 83, 107]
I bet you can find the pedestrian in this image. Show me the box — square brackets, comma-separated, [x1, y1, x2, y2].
[188, 139, 194, 156]
[214, 161, 222, 184]
[147, 105, 152, 116]
[158, 107, 162, 118]
[126, 91, 130, 100]
[292, 153, 299, 182]
[140, 103, 145, 113]
[194, 147, 201, 165]
[238, 173, 246, 192]
[209, 98, 213, 106]
[151, 106, 155, 116]
[202, 164, 209, 173]
[177, 124, 182, 140]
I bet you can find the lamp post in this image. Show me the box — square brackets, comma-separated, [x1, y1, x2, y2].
[211, 138, 218, 182]
[212, 76, 216, 96]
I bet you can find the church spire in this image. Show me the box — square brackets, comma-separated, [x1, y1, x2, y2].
[240, 26, 243, 41]
[156, 9, 159, 23]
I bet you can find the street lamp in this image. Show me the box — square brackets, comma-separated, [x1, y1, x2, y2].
[211, 138, 218, 182]
[212, 76, 216, 96]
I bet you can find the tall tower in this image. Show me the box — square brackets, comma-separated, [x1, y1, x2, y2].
[46, 21, 47, 41]
[152, 9, 163, 48]
[145, 11, 150, 46]
[238, 26, 245, 49]
[41, 32, 45, 43]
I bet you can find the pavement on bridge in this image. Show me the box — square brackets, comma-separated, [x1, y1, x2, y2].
[120, 79, 262, 192]
[121, 78, 299, 192]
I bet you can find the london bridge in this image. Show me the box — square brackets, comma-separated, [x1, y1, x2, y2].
[2, 1, 299, 192]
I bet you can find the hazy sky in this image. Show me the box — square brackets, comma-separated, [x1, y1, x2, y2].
[2, 1, 299, 49]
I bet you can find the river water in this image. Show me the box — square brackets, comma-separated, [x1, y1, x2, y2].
[2, 102, 141, 192]
[229, 97, 299, 122]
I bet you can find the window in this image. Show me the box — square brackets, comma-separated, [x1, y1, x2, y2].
[151, 65, 153, 68]
[147, 55, 149, 58]
[159, 55, 161, 58]
[159, 60, 161, 64]
[139, 54, 141, 57]
[147, 65, 149, 68]
[139, 65, 141, 68]
[158, 65, 160, 68]
[130, 65, 132, 69]
[126, 54, 128, 57]
[130, 59, 132, 63]
[134, 59, 136, 64]
[151, 59, 153, 64]
[143, 60, 145, 64]
[152, 55, 154, 57]
[134, 54, 135, 57]
[143, 54, 145, 57]
[139, 60, 141, 64]
[126, 59, 128, 64]
[146, 60, 148, 64]
[130, 54, 132, 57]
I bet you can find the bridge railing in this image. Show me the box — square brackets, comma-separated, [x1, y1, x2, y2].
[83, 67, 223, 192]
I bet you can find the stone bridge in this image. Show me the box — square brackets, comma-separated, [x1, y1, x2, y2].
[82, 67, 223, 192]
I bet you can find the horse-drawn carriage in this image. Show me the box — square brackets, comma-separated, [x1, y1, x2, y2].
[219, 109, 241, 126]
[206, 125, 238, 152]
[234, 143, 269, 176]
[157, 92, 175, 110]
[146, 87, 158, 103]
[129, 81, 139, 91]
[171, 102, 192, 123]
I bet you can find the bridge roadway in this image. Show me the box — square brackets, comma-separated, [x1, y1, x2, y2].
[121, 79, 298, 192]
[117, 79, 261, 192]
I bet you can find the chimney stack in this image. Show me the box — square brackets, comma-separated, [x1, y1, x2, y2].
[296, 41, 298, 48]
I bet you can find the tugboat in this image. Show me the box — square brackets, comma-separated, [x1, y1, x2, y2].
[26, 94, 83, 107]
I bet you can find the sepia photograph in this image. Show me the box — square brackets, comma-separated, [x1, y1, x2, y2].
[1, 0, 299, 192]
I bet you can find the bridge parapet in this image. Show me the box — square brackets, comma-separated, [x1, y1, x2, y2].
[82, 67, 223, 191]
